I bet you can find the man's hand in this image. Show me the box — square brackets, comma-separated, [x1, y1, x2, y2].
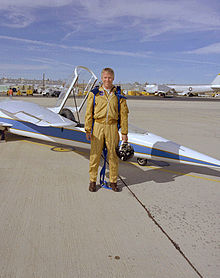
[121, 134, 128, 142]
[86, 132, 92, 141]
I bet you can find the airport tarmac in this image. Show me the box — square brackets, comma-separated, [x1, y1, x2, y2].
[0, 97, 219, 278]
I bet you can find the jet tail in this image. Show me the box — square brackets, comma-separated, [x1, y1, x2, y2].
[211, 73, 220, 90]
[211, 73, 220, 85]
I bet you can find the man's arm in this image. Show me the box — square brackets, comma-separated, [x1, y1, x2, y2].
[120, 98, 129, 141]
[85, 92, 94, 140]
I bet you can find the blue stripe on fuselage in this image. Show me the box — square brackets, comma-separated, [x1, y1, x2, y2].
[1, 117, 220, 168]
[128, 143, 220, 168]
[0, 117, 89, 144]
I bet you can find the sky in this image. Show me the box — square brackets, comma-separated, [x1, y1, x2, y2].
[0, 0, 220, 84]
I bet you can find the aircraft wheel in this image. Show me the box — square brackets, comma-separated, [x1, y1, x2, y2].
[137, 158, 148, 166]
[60, 108, 76, 122]
[158, 92, 165, 98]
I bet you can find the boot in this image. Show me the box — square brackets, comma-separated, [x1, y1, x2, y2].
[110, 183, 119, 192]
[89, 181, 96, 192]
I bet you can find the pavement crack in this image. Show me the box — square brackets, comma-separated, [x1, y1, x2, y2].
[118, 174, 204, 278]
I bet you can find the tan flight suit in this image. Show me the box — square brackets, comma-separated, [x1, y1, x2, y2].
[85, 86, 129, 183]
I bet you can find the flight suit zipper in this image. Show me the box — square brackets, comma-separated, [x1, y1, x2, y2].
[105, 91, 114, 124]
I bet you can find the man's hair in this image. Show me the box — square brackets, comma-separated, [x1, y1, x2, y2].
[101, 67, 114, 78]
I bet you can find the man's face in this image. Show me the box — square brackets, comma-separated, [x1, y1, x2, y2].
[101, 71, 114, 89]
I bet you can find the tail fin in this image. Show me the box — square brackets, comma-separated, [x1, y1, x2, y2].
[211, 73, 220, 85]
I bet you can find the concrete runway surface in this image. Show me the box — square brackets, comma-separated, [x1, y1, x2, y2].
[0, 97, 219, 278]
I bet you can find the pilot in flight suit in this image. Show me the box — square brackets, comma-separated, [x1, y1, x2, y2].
[85, 68, 129, 192]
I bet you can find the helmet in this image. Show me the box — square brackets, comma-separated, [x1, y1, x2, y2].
[116, 142, 134, 161]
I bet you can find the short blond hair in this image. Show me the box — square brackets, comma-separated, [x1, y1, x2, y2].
[101, 67, 114, 79]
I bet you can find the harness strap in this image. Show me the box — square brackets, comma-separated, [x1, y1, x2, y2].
[91, 86, 99, 134]
[99, 143, 111, 189]
[115, 86, 127, 130]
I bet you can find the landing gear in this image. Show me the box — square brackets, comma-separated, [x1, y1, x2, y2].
[137, 158, 148, 166]
[158, 92, 165, 98]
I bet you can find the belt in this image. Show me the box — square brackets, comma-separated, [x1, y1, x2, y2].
[94, 119, 117, 125]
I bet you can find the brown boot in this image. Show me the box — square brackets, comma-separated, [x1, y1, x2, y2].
[110, 183, 119, 192]
[89, 181, 96, 192]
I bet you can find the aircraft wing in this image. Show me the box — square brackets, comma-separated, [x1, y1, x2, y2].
[0, 100, 76, 127]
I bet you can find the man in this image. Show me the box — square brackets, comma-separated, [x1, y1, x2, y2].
[85, 68, 129, 192]
[8, 88, 13, 96]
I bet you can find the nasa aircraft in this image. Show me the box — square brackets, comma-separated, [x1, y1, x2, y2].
[168, 73, 220, 96]
[0, 66, 220, 170]
[146, 74, 220, 97]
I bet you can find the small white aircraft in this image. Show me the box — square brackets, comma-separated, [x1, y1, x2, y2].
[0, 66, 220, 170]
[146, 74, 220, 97]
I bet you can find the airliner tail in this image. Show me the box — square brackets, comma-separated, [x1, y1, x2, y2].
[211, 73, 220, 85]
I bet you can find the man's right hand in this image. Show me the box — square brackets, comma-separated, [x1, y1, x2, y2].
[86, 132, 92, 141]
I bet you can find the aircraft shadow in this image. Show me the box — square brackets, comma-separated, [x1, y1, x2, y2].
[117, 139, 220, 189]
[118, 158, 220, 190]
[5, 134, 220, 189]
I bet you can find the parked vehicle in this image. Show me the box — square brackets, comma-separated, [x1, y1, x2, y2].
[42, 89, 61, 97]
[52, 90, 61, 97]
[26, 89, 33, 96]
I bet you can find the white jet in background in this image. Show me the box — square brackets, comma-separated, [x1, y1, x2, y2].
[167, 73, 220, 97]
[145, 74, 220, 97]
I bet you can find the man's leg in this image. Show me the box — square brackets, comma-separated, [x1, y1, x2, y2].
[89, 122, 104, 183]
[105, 124, 119, 184]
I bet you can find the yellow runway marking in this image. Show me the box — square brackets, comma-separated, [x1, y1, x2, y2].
[22, 139, 89, 156]
[22, 139, 54, 148]
[21, 139, 220, 183]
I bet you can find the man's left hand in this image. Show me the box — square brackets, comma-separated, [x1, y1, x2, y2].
[122, 134, 128, 142]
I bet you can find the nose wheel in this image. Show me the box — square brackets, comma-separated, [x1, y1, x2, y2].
[137, 158, 148, 166]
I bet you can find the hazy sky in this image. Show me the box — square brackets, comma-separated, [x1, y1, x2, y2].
[0, 0, 219, 84]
